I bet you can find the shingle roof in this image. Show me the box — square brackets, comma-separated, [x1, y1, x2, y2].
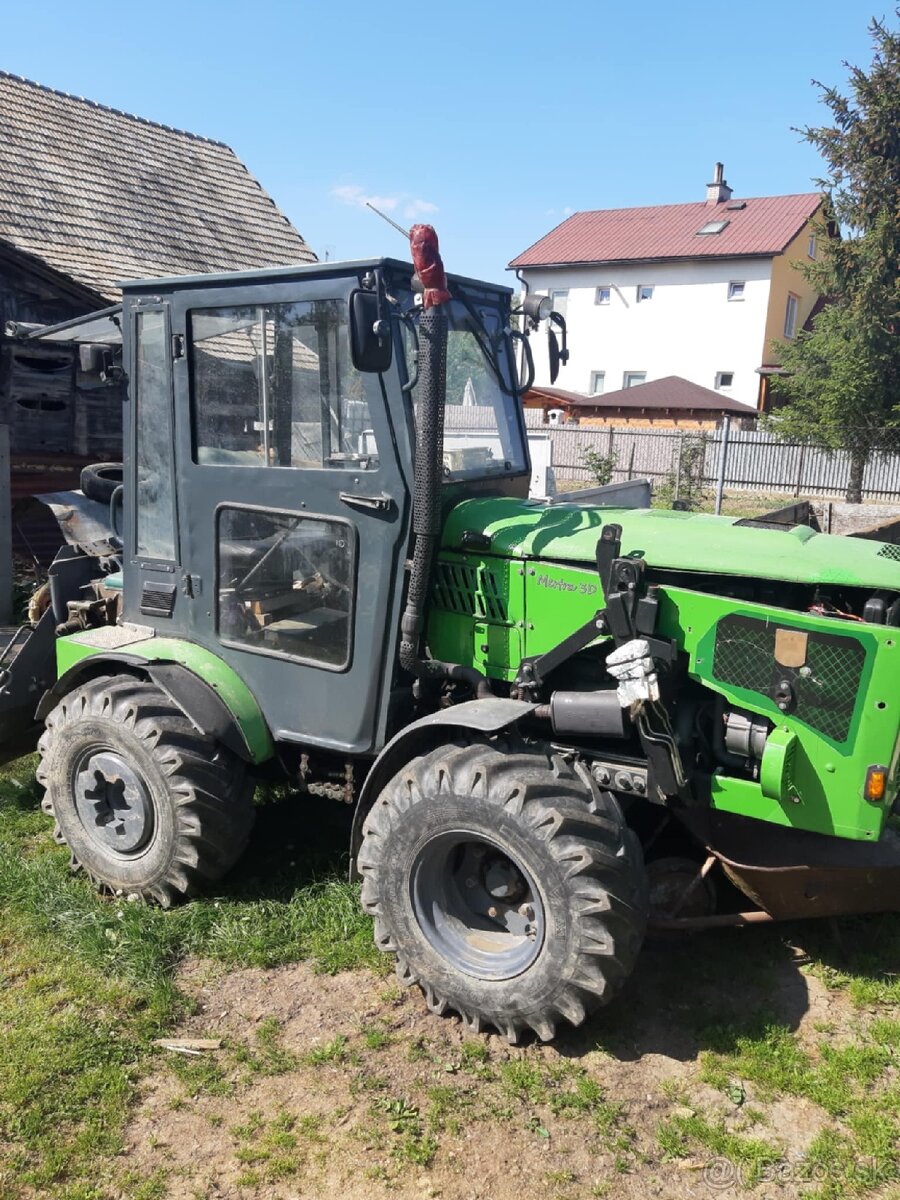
[0, 72, 316, 300]
[528, 377, 755, 414]
[509, 193, 821, 268]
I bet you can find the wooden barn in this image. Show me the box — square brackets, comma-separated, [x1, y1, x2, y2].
[0, 71, 315, 493]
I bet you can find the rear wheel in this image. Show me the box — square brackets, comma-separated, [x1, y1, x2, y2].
[358, 742, 648, 1042]
[37, 676, 255, 905]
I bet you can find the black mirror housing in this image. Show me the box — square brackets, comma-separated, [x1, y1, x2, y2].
[350, 290, 393, 374]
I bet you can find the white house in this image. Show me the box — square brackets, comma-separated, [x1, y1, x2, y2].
[509, 166, 823, 410]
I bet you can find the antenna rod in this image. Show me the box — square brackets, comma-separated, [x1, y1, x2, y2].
[365, 202, 410, 239]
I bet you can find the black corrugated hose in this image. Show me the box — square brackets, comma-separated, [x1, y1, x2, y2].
[397, 305, 492, 699]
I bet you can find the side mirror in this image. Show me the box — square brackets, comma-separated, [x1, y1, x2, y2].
[548, 312, 569, 384]
[511, 330, 535, 396]
[79, 343, 123, 383]
[350, 290, 393, 374]
[548, 329, 561, 384]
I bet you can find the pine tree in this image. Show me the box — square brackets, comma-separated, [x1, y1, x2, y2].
[770, 12, 900, 502]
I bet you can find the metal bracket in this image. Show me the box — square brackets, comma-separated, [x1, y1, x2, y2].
[515, 610, 608, 691]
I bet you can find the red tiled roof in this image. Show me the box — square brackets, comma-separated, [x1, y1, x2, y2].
[510, 194, 821, 268]
[527, 377, 755, 414]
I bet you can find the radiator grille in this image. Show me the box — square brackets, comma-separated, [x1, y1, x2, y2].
[713, 614, 865, 743]
[432, 562, 508, 622]
[877, 543, 900, 561]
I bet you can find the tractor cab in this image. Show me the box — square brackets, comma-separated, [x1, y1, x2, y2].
[25, 258, 530, 756]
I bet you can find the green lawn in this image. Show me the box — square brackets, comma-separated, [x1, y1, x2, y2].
[0, 757, 378, 1199]
[2, 756, 900, 1199]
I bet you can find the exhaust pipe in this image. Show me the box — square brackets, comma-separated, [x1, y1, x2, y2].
[397, 226, 492, 700]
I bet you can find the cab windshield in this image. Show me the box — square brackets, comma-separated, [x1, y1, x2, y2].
[401, 291, 527, 481]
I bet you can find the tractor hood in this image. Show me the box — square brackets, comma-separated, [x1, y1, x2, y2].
[442, 498, 900, 590]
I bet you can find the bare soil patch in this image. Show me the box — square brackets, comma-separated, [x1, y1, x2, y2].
[122, 927, 865, 1200]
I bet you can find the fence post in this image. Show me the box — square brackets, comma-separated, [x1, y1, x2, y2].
[674, 432, 683, 502]
[794, 443, 806, 498]
[714, 415, 731, 516]
[627, 442, 635, 480]
[0, 424, 11, 624]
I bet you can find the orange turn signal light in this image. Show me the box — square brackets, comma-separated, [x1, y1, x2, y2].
[864, 765, 888, 803]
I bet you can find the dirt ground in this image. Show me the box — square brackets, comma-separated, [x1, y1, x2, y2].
[122, 926, 860, 1200]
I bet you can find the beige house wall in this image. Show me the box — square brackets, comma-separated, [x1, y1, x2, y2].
[763, 213, 823, 364]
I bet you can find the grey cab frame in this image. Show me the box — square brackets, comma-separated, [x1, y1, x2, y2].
[116, 257, 528, 757]
[120, 262, 415, 755]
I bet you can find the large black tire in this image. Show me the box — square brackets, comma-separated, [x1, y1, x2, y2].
[36, 676, 255, 906]
[358, 742, 648, 1042]
[80, 462, 123, 504]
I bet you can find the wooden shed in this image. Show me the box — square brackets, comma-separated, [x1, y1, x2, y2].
[0, 71, 315, 481]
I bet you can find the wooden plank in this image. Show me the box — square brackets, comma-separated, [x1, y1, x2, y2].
[0, 425, 11, 624]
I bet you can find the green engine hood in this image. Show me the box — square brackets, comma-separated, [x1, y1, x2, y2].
[441, 498, 900, 590]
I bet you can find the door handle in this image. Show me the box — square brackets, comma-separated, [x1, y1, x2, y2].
[339, 491, 394, 513]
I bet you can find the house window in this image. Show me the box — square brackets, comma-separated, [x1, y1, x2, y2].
[728, 281, 745, 301]
[697, 219, 730, 235]
[636, 285, 654, 303]
[807, 234, 817, 259]
[589, 371, 605, 394]
[715, 372, 734, 390]
[784, 293, 799, 339]
[550, 289, 568, 320]
[623, 372, 646, 388]
[595, 286, 611, 306]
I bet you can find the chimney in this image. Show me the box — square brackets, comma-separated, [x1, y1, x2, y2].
[706, 162, 733, 206]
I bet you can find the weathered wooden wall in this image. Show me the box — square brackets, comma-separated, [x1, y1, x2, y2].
[0, 424, 10, 623]
[0, 253, 122, 459]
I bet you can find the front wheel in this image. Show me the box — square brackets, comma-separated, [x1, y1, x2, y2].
[358, 743, 648, 1042]
[37, 675, 255, 905]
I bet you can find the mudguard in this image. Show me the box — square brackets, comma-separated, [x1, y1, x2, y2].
[36, 653, 272, 764]
[349, 697, 539, 875]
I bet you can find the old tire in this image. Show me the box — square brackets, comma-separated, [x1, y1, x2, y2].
[80, 462, 123, 504]
[358, 743, 648, 1042]
[36, 676, 255, 905]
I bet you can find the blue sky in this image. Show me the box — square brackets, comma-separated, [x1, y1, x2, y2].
[0, 0, 881, 283]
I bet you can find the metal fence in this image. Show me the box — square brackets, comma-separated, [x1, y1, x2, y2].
[443, 405, 900, 501]
[527, 418, 900, 502]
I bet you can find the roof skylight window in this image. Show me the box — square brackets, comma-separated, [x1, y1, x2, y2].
[696, 219, 730, 235]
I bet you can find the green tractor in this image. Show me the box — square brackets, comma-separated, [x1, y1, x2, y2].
[2, 226, 898, 1043]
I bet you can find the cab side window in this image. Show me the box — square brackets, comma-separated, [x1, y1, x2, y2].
[190, 300, 378, 469]
[134, 309, 177, 560]
[217, 506, 354, 670]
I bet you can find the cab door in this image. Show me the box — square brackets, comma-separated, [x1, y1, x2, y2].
[170, 276, 410, 755]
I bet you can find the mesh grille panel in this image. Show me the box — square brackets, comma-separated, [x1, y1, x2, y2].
[432, 562, 508, 622]
[878, 543, 900, 561]
[713, 614, 865, 743]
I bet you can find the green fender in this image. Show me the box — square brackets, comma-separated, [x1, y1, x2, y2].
[42, 635, 274, 764]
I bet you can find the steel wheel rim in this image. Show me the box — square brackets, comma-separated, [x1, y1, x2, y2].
[409, 831, 545, 980]
[73, 749, 155, 856]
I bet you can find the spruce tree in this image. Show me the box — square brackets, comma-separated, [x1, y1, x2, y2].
[771, 13, 900, 502]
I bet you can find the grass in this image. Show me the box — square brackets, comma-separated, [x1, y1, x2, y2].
[681, 1012, 900, 1196]
[227, 1107, 324, 1185]
[0, 755, 377, 1199]
[4, 749, 900, 1199]
[658, 1111, 783, 1185]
